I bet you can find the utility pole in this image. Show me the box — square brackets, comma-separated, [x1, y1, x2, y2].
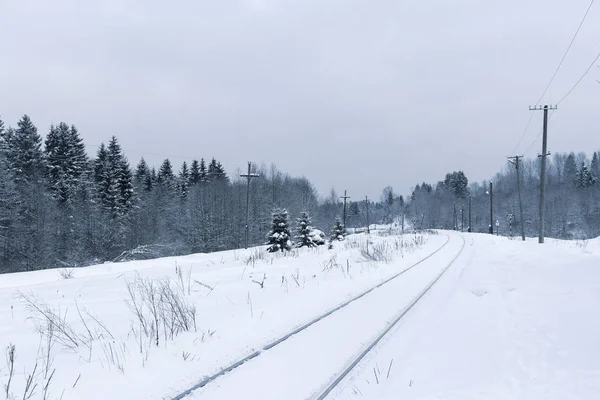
[240, 162, 260, 249]
[468, 195, 472, 233]
[489, 181, 494, 235]
[508, 155, 526, 241]
[453, 202, 457, 230]
[530, 105, 556, 243]
[461, 204, 465, 232]
[365, 196, 370, 234]
[340, 190, 350, 229]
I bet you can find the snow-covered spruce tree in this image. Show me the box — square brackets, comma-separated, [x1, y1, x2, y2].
[564, 153, 578, 186]
[590, 152, 599, 183]
[576, 163, 594, 188]
[135, 158, 150, 185]
[189, 159, 201, 186]
[207, 158, 228, 183]
[179, 161, 189, 200]
[5, 115, 45, 184]
[44, 123, 90, 263]
[330, 218, 345, 241]
[94, 136, 134, 219]
[0, 137, 20, 270]
[158, 158, 176, 190]
[267, 208, 292, 252]
[295, 211, 315, 248]
[45, 122, 89, 206]
[199, 158, 208, 183]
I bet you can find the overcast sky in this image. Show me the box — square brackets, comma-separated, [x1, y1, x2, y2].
[1, 0, 598, 200]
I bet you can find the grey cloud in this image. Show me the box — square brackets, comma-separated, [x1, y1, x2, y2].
[1, 0, 598, 198]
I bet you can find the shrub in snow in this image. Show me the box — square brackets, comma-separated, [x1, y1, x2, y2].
[310, 229, 326, 246]
[266, 208, 292, 252]
[296, 212, 317, 248]
[330, 218, 346, 242]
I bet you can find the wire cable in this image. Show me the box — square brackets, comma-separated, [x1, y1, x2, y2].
[513, 0, 595, 153]
[556, 50, 600, 105]
[535, 0, 596, 106]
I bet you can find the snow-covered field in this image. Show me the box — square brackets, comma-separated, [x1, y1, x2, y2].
[331, 234, 600, 400]
[0, 230, 445, 400]
[1, 231, 600, 400]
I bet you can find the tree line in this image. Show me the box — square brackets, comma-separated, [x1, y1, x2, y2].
[0, 115, 390, 273]
[407, 153, 600, 239]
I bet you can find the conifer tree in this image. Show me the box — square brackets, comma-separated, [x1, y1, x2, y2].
[45, 123, 88, 206]
[295, 211, 316, 248]
[143, 168, 154, 192]
[158, 159, 175, 189]
[179, 161, 189, 199]
[267, 208, 292, 252]
[330, 218, 345, 241]
[95, 136, 134, 218]
[591, 152, 600, 182]
[564, 153, 578, 185]
[7, 115, 45, 184]
[576, 163, 594, 188]
[0, 142, 19, 266]
[0, 116, 4, 144]
[135, 158, 150, 184]
[207, 158, 228, 183]
[199, 158, 208, 183]
[118, 159, 135, 212]
[189, 159, 201, 186]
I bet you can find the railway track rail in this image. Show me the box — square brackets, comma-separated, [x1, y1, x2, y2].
[171, 232, 461, 400]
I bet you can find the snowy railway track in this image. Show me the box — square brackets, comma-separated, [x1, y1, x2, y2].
[312, 233, 466, 400]
[170, 232, 461, 400]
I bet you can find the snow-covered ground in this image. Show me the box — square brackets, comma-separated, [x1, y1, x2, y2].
[1, 231, 600, 400]
[331, 234, 600, 400]
[0, 230, 444, 400]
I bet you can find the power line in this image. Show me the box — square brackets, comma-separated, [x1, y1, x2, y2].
[535, 0, 596, 105]
[556, 50, 600, 105]
[513, 111, 536, 153]
[513, 0, 595, 153]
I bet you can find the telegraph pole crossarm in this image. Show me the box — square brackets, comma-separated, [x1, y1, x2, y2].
[240, 162, 260, 249]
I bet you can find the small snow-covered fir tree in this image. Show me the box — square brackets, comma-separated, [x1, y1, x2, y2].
[267, 208, 292, 252]
[295, 211, 316, 248]
[330, 218, 345, 241]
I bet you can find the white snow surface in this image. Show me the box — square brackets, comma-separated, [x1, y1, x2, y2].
[1, 231, 600, 400]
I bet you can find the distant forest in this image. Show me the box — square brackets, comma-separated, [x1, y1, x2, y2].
[0, 115, 397, 273]
[408, 152, 600, 239]
[2, 114, 597, 273]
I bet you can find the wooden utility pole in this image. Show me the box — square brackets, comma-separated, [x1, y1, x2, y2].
[508, 155, 526, 241]
[529, 104, 556, 243]
[468, 195, 472, 233]
[489, 181, 494, 235]
[240, 162, 260, 249]
[365, 196, 370, 234]
[453, 202, 457, 230]
[340, 190, 350, 229]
